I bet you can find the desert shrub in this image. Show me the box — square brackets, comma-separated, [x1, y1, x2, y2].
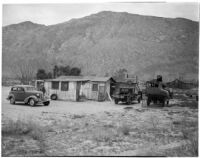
[188, 131, 198, 156]
[181, 101, 198, 109]
[2, 119, 45, 140]
[72, 114, 85, 119]
[118, 124, 131, 135]
[165, 132, 198, 157]
[93, 128, 120, 143]
[149, 115, 160, 129]
[2, 119, 47, 155]
[2, 119, 31, 135]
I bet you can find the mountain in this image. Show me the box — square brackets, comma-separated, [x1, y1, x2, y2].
[2, 11, 199, 81]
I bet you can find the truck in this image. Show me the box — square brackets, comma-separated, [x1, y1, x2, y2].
[112, 81, 142, 105]
[145, 75, 173, 107]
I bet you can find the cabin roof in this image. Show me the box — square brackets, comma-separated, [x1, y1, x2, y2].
[46, 76, 115, 82]
[166, 79, 195, 84]
[12, 85, 34, 88]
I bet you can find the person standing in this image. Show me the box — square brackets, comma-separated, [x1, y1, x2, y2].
[40, 83, 46, 95]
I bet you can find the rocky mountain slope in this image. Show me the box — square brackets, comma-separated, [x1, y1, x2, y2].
[2, 11, 199, 81]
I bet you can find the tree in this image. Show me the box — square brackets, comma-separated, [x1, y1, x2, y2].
[70, 67, 81, 76]
[36, 69, 48, 79]
[53, 65, 81, 77]
[113, 68, 128, 81]
[53, 65, 59, 78]
[10, 59, 37, 84]
[62, 66, 71, 76]
[47, 72, 53, 79]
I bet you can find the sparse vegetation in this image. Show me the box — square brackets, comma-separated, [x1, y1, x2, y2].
[2, 119, 47, 156]
[2, 87, 198, 156]
[118, 124, 131, 136]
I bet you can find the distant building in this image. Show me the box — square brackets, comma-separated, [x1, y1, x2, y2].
[44, 76, 116, 101]
[166, 79, 198, 89]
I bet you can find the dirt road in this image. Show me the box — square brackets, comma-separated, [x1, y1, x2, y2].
[2, 86, 135, 120]
[2, 86, 198, 156]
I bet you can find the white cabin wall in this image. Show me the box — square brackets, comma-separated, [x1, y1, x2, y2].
[44, 81, 77, 101]
[59, 81, 77, 101]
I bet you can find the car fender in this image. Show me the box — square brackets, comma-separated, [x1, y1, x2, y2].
[7, 94, 15, 100]
[24, 96, 38, 104]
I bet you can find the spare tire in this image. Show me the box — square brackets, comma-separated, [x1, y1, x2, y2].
[51, 94, 57, 100]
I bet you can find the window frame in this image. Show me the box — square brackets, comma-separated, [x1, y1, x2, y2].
[61, 81, 69, 91]
[52, 81, 59, 90]
[92, 83, 98, 91]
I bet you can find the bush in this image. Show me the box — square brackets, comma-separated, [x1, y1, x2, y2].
[2, 119, 45, 140]
[93, 128, 120, 143]
[2, 119, 46, 155]
[118, 124, 131, 136]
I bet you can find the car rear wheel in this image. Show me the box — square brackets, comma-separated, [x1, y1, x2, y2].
[29, 98, 35, 107]
[51, 94, 57, 100]
[10, 97, 15, 104]
[44, 101, 50, 106]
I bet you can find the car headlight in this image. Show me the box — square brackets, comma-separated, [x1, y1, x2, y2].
[36, 93, 40, 97]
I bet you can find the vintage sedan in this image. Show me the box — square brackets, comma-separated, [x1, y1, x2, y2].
[7, 85, 50, 106]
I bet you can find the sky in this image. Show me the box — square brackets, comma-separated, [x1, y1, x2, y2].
[2, 2, 199, 26]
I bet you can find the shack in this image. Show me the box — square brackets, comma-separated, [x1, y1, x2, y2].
[166, 79, 197, 89]
[44, 76, 116, 101]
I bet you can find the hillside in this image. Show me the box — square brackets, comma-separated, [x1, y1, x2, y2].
[2, 11, 199, 81]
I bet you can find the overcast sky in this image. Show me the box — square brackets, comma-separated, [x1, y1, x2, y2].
[3, 2, 199, 26]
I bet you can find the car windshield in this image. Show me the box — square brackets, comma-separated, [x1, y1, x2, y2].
[25, 87, 36, 91]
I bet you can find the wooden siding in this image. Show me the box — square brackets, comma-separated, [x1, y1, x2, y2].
[45, 81, 77, 101]
[80, 81, 110, 101]
[45, 79, 112, 101]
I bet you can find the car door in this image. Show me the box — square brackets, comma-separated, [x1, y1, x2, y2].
[15, 87, 26, 101]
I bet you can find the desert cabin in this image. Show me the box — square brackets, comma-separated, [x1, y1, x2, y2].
[44, 76, 116, 101]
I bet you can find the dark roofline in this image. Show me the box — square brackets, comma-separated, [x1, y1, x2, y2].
[45, 76, 116, 82]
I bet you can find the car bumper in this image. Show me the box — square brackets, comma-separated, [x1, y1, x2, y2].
[37, 97, 50, 103]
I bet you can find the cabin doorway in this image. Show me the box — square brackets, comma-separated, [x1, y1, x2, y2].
[76, 82, 81, 101]
[98, 85, 105, 101]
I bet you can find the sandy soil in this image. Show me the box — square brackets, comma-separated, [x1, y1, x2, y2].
[2, 86, 198, 156]
[2, 86, 126, 121]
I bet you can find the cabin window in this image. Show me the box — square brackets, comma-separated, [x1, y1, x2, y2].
[61, 82, 69, 91]
[92, 84, 98, 91]
[52, 81, 59, 90]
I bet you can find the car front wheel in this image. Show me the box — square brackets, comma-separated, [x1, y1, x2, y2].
[29, 98, 35, 107]
[10, 97, 15, 104]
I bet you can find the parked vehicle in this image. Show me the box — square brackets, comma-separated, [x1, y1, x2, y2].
[112, 82, 142, 105]
[30, 80, 44, 91]
[7, 85, 50, 106]
[145, 76, 172, 107]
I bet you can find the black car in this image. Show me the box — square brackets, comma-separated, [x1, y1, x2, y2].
[7, 85, 50, 106]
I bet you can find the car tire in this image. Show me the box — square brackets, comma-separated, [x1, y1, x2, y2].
[161, 98, 165, 107]
[10, 97, 15, 104]
[114, 99, 118, 104]
[51, 94, 57, 100]
[29, 98, 35, 107]
[138, 98, 141, 103]
[44, 101, 50, 106]
[147, 97, 151, 106]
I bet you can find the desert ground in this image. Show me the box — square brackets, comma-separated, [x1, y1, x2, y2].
[2, 86, 198, 156]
